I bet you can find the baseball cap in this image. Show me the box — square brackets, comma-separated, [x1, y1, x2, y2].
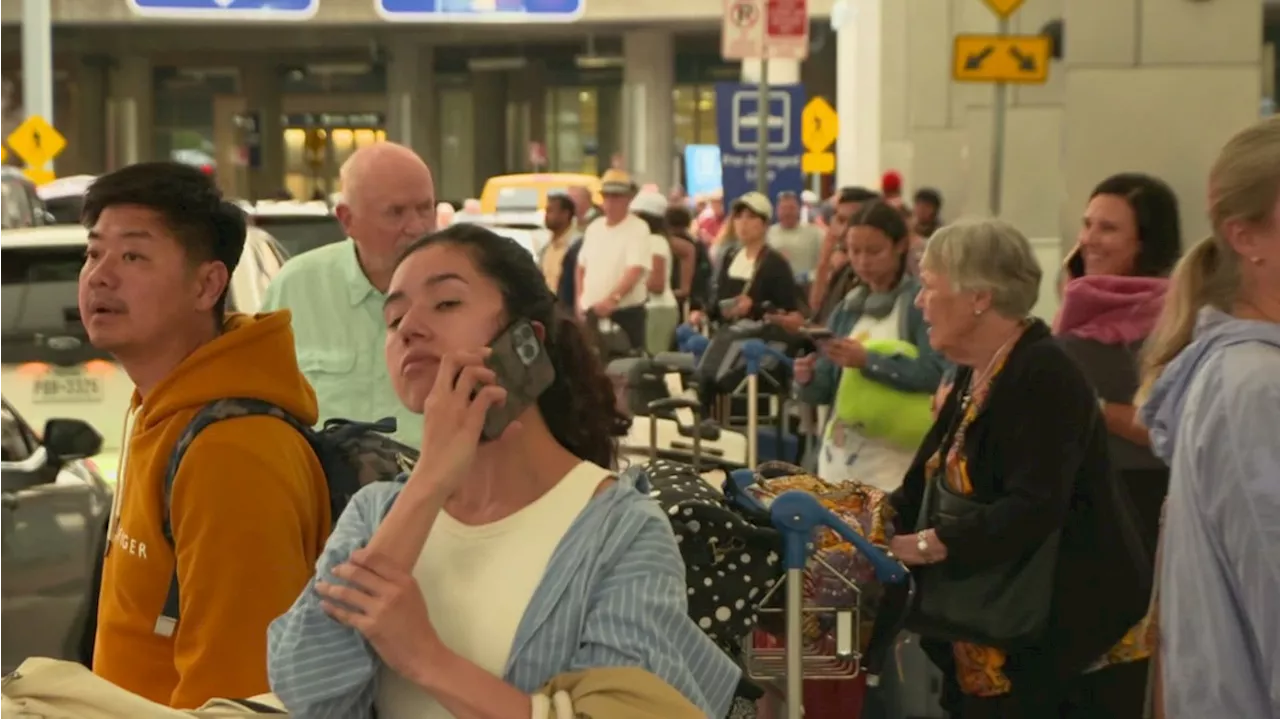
[731, 191, 773, 221]
[600, 169, 637, 196]
[629, 190, 667, 217]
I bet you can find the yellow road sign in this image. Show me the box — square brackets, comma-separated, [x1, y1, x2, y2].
[22, 168, 56, 186]
[801, 97, 838, 153]
[953, 35, 1051, 84]
[802, 152, 835, 175]
[0, 145, 6, 163]
[982, 0, 1024, 18]
[7, 115, 67, 167]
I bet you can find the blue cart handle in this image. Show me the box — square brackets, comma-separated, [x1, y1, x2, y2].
[741, 339, 793, 376]
[727, 468, 768, 514]
[681, 332, 711, 360]
[769, 490, 910, 585]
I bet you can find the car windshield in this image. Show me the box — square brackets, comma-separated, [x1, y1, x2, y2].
[1, 245, 110, 365]
[253, 215, 346, 258]
[496, 186, 563, 213]
[43, 196, 85, 225]
[2, 179, 34, 229]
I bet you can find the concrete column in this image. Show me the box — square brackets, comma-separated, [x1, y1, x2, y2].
[106, 55, 153, 169]
[834, 0, 882, 190]
[72, 56, 110, 175]
[386, 39, 438, 170]
[623, 29, 675, 188]
[1061, 0, 1263, 245]
[240, 64, 283, 201]
[471, 70, 508, 182]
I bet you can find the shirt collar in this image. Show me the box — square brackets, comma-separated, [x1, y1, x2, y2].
[339, 239, 382, 307]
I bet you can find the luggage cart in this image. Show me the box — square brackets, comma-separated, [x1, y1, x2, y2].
[731, 341, 915, 719]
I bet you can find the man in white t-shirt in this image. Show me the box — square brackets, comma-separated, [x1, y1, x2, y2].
[575, 170, 651, 350]
[767, 191, 823, 278]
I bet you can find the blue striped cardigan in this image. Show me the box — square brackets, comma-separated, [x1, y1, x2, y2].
[266, 470, 741, 718]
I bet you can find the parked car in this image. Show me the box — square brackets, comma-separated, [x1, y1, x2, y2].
[34, 174, 96, 225]
[1, 167, 55, 230]
[0, 224, 289, 483]
[1, 398, 112, 674]
[244, 199, 347, 259]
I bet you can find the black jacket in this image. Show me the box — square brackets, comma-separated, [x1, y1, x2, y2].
[710, 244, 803, 321]
[887, 320, 1151, 701]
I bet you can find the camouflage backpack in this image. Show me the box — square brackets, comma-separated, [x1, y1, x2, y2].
[153, 397, 418, 637]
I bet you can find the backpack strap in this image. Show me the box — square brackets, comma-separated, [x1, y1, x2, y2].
[155, 398, 314, 638]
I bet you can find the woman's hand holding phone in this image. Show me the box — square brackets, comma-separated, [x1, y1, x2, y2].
[408, 348, 511, 498]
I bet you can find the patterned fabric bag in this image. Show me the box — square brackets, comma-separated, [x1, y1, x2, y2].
[743, 462, 895, 645]
[642, 459, 783, 656]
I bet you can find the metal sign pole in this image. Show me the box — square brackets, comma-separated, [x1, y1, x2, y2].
[988, 15, 1010, 217]
[756, 59, 771, 194]
[21, 0, 55, 172]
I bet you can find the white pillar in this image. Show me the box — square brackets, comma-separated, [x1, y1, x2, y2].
[835, 0, 882, 190]
[21, 0, 54, 172]
[623, 29, 675, 189]
[386, 39, 438, 169]
[741, 60, 801, 85]
[1061, 0, 1262, 246]
[107, 55, 153, 169]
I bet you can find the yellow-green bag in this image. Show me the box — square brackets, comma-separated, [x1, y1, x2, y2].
[833, 338, 934, 450]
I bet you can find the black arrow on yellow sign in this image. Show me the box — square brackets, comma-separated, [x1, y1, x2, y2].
[964, 46, 995, 71]
[1008, 45, 1037, 72]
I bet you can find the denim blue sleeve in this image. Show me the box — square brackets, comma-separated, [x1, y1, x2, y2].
[569, 502, 742, 716]
[797, 304, 848, 406]
[1162, 345, 1280, 718]
[266, 482, 402, 719]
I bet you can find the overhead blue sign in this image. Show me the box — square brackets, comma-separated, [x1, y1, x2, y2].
[715, 82, 805, 206]
[377, 0, 584, 22]
[128, 0, 318, 19]
[683, 145, 722, 198]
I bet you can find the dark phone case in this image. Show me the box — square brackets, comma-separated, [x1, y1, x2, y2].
[481, 320, 556, 440]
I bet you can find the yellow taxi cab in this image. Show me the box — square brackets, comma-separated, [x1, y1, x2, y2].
[478, 173, 603, 214]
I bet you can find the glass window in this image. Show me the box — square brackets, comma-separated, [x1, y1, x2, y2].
[0, 246, 112, 365]
[1, 177, 34, 229]
[697, 87, 717, 145]
[545, 87, 600, 175]
[673, 86, 698, 149]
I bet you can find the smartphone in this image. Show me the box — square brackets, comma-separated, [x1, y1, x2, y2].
[718, 298, 739, 314]
[760, 301, 777, 314]
[802, 327, 835, 342]
[475, 319, 556, 440]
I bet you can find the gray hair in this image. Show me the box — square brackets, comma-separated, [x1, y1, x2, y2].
[921, 219, 1043, 318]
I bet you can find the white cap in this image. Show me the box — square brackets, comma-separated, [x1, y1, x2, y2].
[629, 190, 668, 218]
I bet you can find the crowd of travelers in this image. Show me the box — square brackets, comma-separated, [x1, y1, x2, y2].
[10, 116, 1274, 719]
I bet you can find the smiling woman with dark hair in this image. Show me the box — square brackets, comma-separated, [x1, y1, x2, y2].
[267, 224, 740, 719]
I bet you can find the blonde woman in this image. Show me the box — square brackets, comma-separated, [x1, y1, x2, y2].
[1138, 116, 1280, 718]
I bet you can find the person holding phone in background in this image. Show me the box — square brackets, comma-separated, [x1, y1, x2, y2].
[792, 202, 947, 490]
[688, 192, 804, 326]
[267, 225, 740, 718]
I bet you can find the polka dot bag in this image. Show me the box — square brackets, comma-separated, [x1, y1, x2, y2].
[642, 458, 784, 657]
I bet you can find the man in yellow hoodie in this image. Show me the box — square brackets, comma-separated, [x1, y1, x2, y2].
[78, 162, 331, 708]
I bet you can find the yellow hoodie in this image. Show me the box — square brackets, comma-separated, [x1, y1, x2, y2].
[93, 312, 331, 709]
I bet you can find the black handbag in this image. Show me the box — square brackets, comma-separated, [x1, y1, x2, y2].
[900, 392, 1083, 650]
[904, 475, 1060, 650]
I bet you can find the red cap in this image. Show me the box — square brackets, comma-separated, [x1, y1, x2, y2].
[881, 171, 903, 194]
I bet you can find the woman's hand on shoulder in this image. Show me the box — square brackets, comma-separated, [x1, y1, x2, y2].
[409, 348, 513, 499]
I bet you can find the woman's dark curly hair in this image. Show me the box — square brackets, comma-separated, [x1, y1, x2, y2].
[396, 224, 632, 468]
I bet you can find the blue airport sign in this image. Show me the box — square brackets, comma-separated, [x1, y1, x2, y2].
[683, 145, 723, 198]
[715, 82, 805, 205]
[128, 0, 319, 20]
[377, 0, 584, 22]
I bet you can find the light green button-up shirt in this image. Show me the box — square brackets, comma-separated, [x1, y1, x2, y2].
[262, 240, 423, 447]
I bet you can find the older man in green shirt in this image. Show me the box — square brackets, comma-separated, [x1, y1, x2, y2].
[262, 142, 435, 446]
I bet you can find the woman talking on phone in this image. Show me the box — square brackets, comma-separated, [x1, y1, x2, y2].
[267, 224, 740, 718]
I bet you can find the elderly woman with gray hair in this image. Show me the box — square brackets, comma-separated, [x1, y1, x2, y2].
[881, 219, 1152, 718]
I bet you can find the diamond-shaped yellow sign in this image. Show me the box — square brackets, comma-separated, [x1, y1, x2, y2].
[982, 0, 1024, 18]
[22, 168, 56, 186]
[1, 145, 7, 163]
[7, 115, 66, 167]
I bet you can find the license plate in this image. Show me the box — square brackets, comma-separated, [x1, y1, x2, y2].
[32, 372, 104, 404]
